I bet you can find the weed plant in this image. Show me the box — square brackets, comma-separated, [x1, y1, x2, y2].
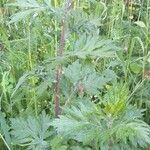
[0, 0, 150, 149]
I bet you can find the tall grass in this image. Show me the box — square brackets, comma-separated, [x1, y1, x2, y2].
[0, 0, 150, 149]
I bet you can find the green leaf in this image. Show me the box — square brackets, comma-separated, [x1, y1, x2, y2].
[130, 63, 142, 74]
[65, 34, 120, 58]
[10, 72, 30, 98]
[7, 0, 51, 24]
[36, 79, 52, 96]
[9, 8, 44, 24]
[6, 0, 40, 8]
[0, 113, 12, 150]
[64, 60, 82, 84]
[52, 101, 100, 145]
[44, 0, 52, 8]
[64, 60, 117, 95]
[83, 72, 106, 95]
[11, 112, 52, 149]
[51, 136, 68, 150]
[52, 86, 150, 149]
[134, 21, 146, 28]
[102, 69, 117, 82]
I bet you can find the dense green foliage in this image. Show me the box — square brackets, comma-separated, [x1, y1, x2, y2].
[0, 0, 150, 149]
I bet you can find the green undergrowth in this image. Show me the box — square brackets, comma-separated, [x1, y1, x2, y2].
[0, 0, 150, 149]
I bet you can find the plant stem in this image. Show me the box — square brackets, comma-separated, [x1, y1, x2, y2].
[54, 0, 58, 53]
[0, 133, 11, 150]
[54, 0, 73, 118]
[28, 23, 37, 116]
[54, 20, 65, 117]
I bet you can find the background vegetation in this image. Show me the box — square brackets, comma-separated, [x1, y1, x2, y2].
[0, 0, 150, 149]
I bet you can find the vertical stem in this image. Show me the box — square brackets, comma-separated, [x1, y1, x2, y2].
[107, 116, 114, 150]
[54, 0, 73, 118]
[54, 0, 58, 53]
[28, 23, 37, 116]
[78, 81, 84, 97]
[54, 20, 65, 118]
[28, 25, 32, 70]
[146, 0, 149, 54]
